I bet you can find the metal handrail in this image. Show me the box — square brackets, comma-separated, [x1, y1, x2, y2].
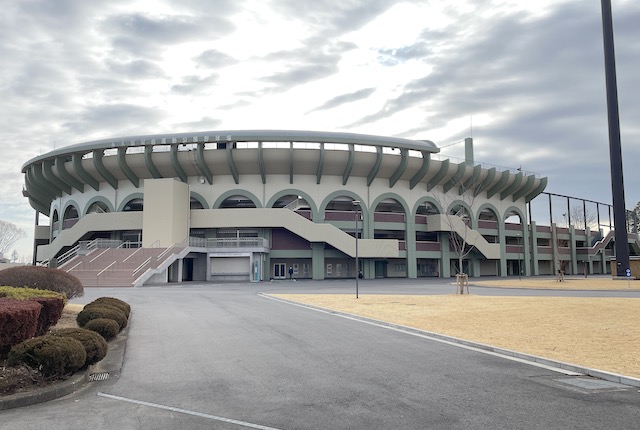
[96, 261, 116, 278]
[66, 261, 83, 272]
[123, 247, 142, 263]
[90, 248, 110, 263]
[132, 257, 152, 278]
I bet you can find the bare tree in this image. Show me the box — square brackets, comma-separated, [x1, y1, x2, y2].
[0, 220, 26, 255]
[567, 205, 597, 231]
[11, 249, 19, 263]
[431, 189, 479, 293]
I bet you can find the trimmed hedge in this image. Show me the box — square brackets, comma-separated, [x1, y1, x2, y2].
[0, 266, 84, 299]
[0, 287, 65, 336]
[0, 299, 41, 352]
[77, 305, 127, 331]
[83, 318, 120, 341]
[30, 296, 65, 336]
[51, 328, 107, 366]
[89, 297, 131, 318]
[0, 286, 66, 303]
[8, 334, 86, 376]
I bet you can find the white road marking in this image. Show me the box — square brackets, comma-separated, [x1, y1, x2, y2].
[97, 392, 285, 430]
[261, 294, 583, 376]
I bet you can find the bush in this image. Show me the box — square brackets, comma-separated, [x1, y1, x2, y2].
[89, 297, 130, 318]
[0, 287, 65, 335]
[0, 286, 66, 302]
[8, 335, 86, 376]
[30, 296, 65, 336]
[77, 305, 127, 331]
[0, 299, 41, 353]
[51, 328, 107, 366]
[0, 266, 83, 299]
[83, 318, 120, 341]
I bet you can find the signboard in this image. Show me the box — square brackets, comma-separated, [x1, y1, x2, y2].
[625, 268, 631, 277]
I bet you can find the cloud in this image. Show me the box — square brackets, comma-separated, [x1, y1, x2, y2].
[308, 88, 376, 113]
[171, 74, 219, 94]
[193, 49, 239, 69]
[101, 13, 236, 60]
[62, 104, 167, 137]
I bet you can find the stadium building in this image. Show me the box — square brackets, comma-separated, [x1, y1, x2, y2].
[21, 130, 638, 286]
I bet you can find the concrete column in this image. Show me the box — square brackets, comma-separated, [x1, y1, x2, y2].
[530, 222, 540, 276]
[465, 137, 474, 165]
[569, 226, 578, 275]
[498, 223, 507, 276]
[311, 242, 325, 280]
[406, 219, 417, 278]
[440, 232, 451, 278]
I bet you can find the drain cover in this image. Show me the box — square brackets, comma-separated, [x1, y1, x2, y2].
[555, 377, 629, 391]
[89, 372, 110, 382]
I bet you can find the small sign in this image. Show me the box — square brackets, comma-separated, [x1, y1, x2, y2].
[625, 268, 631, 277]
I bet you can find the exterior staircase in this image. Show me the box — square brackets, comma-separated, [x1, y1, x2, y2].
[63, 247, 170, 287]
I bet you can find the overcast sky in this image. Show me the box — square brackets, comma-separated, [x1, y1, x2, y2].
[1, 0, 639, 260]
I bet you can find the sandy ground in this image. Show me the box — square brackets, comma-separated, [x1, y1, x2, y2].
[273, 293, 640, 379]
[471, 276, 640, 290]
[53, 303, 84, 330]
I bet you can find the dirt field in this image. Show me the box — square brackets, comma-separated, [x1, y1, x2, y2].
[471, 276, 640, 290]
[273, 293, 640, 379]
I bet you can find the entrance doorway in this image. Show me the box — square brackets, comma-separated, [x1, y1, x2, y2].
[273, 263, 287, 279]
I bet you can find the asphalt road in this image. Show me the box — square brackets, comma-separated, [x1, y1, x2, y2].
[2, 278, 639, 429]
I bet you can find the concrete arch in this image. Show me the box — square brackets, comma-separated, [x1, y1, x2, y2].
[83, 196, 115, 216]
[117, 192, 144, 212]
[476, 203, 500, 221]
[447, 199, 474, 229]
[319, 190, 369, 219]
[190, 191, 209, 209]
[212, 189, 262, 209]
[411, 196, 444, 218]
[503, 206, 526, 224]
[266, 188, 319, 221]
[61, 200, 81, 221]
[370, 192, 410, 218]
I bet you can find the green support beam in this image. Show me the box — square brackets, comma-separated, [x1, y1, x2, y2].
[367, 146, 383, 186]
[170, 144, 189, 183]
[389, 148, 408, 188]
[342, 144, 355, 185]
[144, 146, 163, 179]
[499, 172, 523, 201]
[512, 175, 536, 202]
[195, 143, 213, 184]
[117, 147, 139, 188]
[93, 150, 118, 189]
[409, 151, 430, 190]
[427, 159, 450, 191]
[486, 171, 509, 199]
[258, 142, 266, 184]
[473, 167, 496, 197]
[55, 156, 84, 192]
[316, 143, 325, 184]
[442, 162, 466, 193]
[225, 144, 239, 184]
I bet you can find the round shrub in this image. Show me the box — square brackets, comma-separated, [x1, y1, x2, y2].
[8, 335, 86, 376]
[83, 303, 128, 329]
[0, 266, 83, 299]
[89, 297, 130, 318]
[77, 305, 127, 331]
[83, 318, 120, 341]
[51, 328, 108, 366]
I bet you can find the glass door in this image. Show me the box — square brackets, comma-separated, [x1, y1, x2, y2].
[274, 263, 286, 279]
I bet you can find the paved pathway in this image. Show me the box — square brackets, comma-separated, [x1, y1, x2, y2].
[1, 279, 639, 429]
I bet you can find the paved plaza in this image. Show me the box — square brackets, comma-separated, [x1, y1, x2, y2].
[1, 279, 639, 429]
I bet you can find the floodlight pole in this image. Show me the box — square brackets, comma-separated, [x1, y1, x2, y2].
[353, 200, 361, 299]
[600, 0, 629, 277]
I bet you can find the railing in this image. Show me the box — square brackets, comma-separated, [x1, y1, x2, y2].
[188, 237, 269, 248]
[132, 257, 153, 278]
[96, 261, 116, 285]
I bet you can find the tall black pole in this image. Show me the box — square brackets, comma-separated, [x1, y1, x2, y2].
[601, 0, 629, 277]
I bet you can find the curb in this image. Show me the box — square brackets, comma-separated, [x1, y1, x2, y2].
[0, 319, 130, 411]
[261, 293, 640, 389]
[0, 370, 89, 411]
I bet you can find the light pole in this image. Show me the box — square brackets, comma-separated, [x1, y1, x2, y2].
[353, 200, 361, 299]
